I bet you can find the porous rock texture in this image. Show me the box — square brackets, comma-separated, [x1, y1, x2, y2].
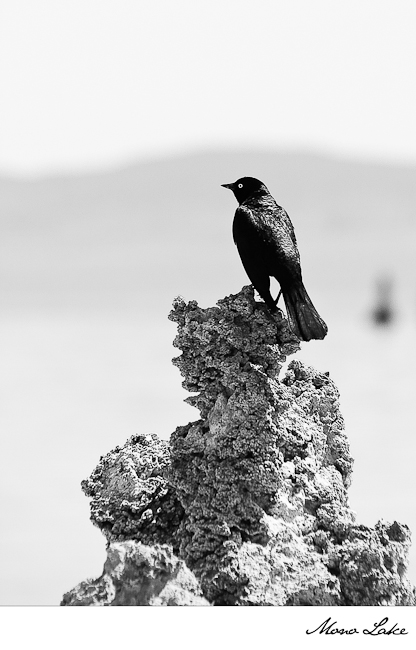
[62, 286, 415, 606]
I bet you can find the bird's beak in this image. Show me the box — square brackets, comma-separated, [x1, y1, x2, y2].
[221, 183, 234, 190]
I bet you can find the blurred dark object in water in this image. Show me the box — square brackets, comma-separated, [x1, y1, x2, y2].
[371, 277, 395, 326]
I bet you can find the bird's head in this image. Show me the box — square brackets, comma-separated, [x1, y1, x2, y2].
[221, 176, 269, 204]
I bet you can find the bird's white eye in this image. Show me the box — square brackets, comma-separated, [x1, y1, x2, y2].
[238, 183, 243, 189]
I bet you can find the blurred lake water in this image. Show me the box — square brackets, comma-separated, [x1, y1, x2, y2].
[1, 304, 414, 605]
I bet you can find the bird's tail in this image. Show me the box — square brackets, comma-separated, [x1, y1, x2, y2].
[282, 281, 328, 341]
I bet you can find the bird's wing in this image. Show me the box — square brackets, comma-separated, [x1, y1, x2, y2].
[234, 201, 301, 282]
[236, 202, 298, 255]
[278, 205, 297, 247]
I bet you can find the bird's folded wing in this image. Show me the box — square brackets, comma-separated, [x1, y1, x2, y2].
[235, 203, 300, 269]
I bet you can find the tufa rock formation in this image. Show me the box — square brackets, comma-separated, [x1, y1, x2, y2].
[62, 286, 415, 606]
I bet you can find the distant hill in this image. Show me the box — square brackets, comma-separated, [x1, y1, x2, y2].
[1, 149, 415, 316]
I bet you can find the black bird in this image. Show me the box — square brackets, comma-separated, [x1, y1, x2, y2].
[222, 176, 328, 341]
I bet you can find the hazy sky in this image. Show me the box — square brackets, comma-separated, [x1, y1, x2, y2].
[1, 0, 416, 176]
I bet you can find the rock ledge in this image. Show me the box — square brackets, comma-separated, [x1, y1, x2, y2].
[62, 286, 415, 606]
